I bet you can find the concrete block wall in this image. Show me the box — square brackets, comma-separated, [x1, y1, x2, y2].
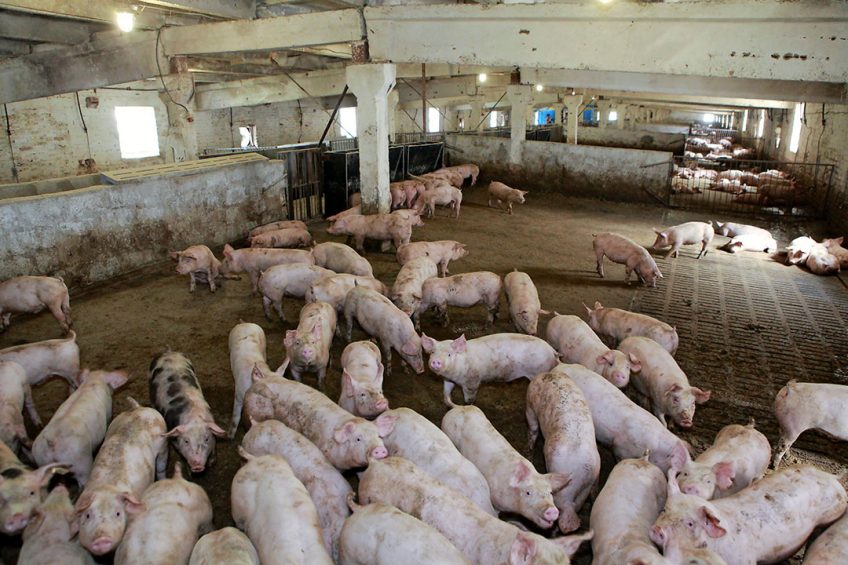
[576, 127, 686, 154]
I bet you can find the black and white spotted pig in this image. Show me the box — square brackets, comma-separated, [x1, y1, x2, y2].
[148, 352, 225, 473]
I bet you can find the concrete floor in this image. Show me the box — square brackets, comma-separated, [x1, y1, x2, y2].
[1, 186, 845, 563]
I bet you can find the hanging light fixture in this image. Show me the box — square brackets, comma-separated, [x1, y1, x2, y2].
[478, 73, 488, 83]
[116, 11, 135, 32]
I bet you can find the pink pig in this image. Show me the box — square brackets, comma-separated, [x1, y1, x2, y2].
[221, 244, 314, 292]
[593, 233, 663, 288]
[279, 302, 336, 389]
[339, 341, 388, 419]
[249, 227, 312, 249]
[504, 270, 549, 335]
[0, 276, 72, 334]
[396, 240, 468, 277]
[170, 245, 226, 293]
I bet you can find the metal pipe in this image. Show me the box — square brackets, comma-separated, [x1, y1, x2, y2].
[319, 85, 349, 146]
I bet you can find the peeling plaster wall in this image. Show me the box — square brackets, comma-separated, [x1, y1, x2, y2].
[576, 127, 686, 154]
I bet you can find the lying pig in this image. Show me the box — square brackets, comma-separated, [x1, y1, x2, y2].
[19, 486, 94, 565]
[391, 256, 439, 327]
[149, 351, 226, 474]
[526, 372, 600, 533]
[375, 408, 496, 515]
[822, 236, 848, 269]
[417, 271, 501, 327]
[305, 274, 387, 314]
[343, 286, 425, 376]
[311, 242, 374, 277]
[422, 333, 558, 405]
[593, 233, 663, 287]
[676, 420, 770, 500]
[651, 222, 715, 259]
[340, 498, 471, 565]
[396, 240, 468, 277]
[0, 441, 67, 534]
[231, 451, 333, 565]
[243, 371, 389, 469]
[249, 227, 313, 249]
[258, 263, 334, 321]
[339, 341, 388, 418]
[0, 275, 71, 333]
[773, 380, 848, 467]
[32, 370, 128, 486]
[419, 184, 462, 218]
[170, 245, 228, 293]
[221, 244, 314, 292]
[803, 510, 848, 564]
[242, 419, 352, 561]
[443, 404, 568, 529]
[805, 243, 840, 275]
[114, 464, 213, 565]
[488, 181, 527, 214]
[76, 398, 168, 555]
[190, 527, 260, 565]
[504, 270, 549, 335]
[227, 322, 283, 439]
[720, 232, 778, 254]
[650, 466, 847, 565]
[584, 301, 679, 355]
[784, 236, 816, 265]
[248, 219, 307, 239]
[279, 302, 336, 388]
[618, 336, 710, 428]
[0, 361, 35, 451]
[359, 457, 592, 565]
[546, 314, 638, 388]
[327, 213, 415, 252]
[552, 363, 691, 473]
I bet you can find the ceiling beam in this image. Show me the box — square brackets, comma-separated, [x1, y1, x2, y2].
[138, 0, 255, 20]
[0, 11, 94, 44]
[195, 68, 346, 110]
[0, 0, 206, 28]
[0, 37, 33, 55]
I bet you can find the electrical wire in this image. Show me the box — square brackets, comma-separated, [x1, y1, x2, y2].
[3, 104, 18, 182]
[74, 92, 93, 159]
[155, 27, 191, 115]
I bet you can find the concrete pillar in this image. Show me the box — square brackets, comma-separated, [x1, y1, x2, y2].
[597, 100, 611, 129]
[507, 84, 531, 164]
[564, 96, 583, 144]
[617, 104, 628, 130]
[444, 106, 459, 132]
[470, 98, 483, 130]
[346, 63, 396, 215]
[387, 90, 399, 142]
[160, 65, 198, 162]
[551, 103, 564, 125]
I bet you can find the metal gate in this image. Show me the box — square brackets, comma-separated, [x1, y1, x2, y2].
[277, 147, 324, 221]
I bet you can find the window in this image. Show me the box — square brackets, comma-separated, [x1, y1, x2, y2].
[114, 106, 159, 159]
[775, 126, 781, 149]
[427, 107, 441, 133]
[239, 126, 257, 148]
[756, 110, 765, 138]
[608, 110, 618, 122]
[489, 110, 505, 128]
[702, 113, 715, 124]
[339, 107, 356, 138]
[741, 110, 748, 133]
[789, 103, 803, 154]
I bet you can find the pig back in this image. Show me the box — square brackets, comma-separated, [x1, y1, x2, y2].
[190, 527, 260, 565]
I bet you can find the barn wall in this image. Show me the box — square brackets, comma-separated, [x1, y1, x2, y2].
[576, 127, 686, 154]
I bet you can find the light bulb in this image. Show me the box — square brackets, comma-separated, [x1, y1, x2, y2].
[116, 11, 135, 33]
[535, 84, 543, 92]
[478, 73, 487, 83]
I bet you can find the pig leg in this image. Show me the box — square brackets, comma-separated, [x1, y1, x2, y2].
[461, 383, 480, 405]
[345, 315, 354, 342]
[262, 296, 275, 320]
[442, 380, 457, 407]
[249, 271, 260, 294]
[0, 311, 9, 331]
[525, 405, 540, 452]
[773, 429, 801, 468]
[507, 202, 514, 215]
[317, 364, 328, 391]
[437, 304, 450, 327]
[189, 272, 197, 292]
[23, 384, 43, 428]
[228, 392, 243, 440]
[624, 265, 633, 284]
[697, 240, 708, 259]
[273, 299, 286, 322]
[665, 244, 680, 260]
[412, 311, 421, 333]
[439, 260, 449, 277]
[454, 200, 461, 219]
[290, 366, 303, 383]
[207, 269, 217, 292]
[155, 440, 169, 480]
[380, 340, 393, 377]
[47, 301, 71, 333]
[595, 251, 606, 278]
[354, 235, 366, 252]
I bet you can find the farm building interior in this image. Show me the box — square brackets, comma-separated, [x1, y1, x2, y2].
[1, 0, 847, 564]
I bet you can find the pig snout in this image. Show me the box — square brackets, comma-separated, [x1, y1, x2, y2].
[300, 346, 315, 361]
[681, 484, 705, 497]
[429, 357, 443, 371]
[543, 506, 560, 524]
[374, 398, 389, 411]
[611, 371, 628, 387]
[89, 536, 116, 555]
[4, 513, 28, 533]
[188, 457, 206, 474]
[371, 445, 388, 460]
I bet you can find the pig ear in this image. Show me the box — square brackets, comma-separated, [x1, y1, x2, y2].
[412, 292, 422, 301]
[420, 333, 436, 353]
[597, 351, 615, 366]
[375, 363, 385, 387]
[664, 383, 684, 397]
[104, 370, 129, 390]
[552, 530, 593, 558]
[401, 341, 419, 356]
[652, 227, 661, 234]
[582, 302, 591, 317]
[342, 369, 355, 397]
[628, 353, 642, 372]
[207, 422, 227, 437]
[284, 330, 298, 347]
[546, 472, 571, 493]
[594, 301, 603, 309]
[169, 251, 181, 260]
[162, 425, 186, 438]
[509, 460, 532, 488]
[333, 421, 356, 443]
[121, 492, 145, 515]
[509, 532, 537, 564]
[375, 413, 397, 438]
[666, 468, 681, 497]
[77, 369, 91, 385]
[712, 461, 735, 490]
[699, 506, 727, 538]
[35, 463, 69, 486]
[451, 334, 467, 353]
[75, 492, 94, 513]
[670, 442, 691, 472]
[835, 236, 844, 245]
[223, 244, 233, 257]
[692, 387, 711, 404]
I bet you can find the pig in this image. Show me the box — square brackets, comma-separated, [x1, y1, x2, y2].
[584, 301, 679, 355]
[503, 270, 548, 335]
[359, 457, 593, 565]
[417, 271, 501, 327]
[784, 236, 816, 265]
[444, 163, 480, 186]
[0, 275, 71, 333]
[618, 336, 710, 428]
[391, 208, 426, 227]
[712, 220, 772, 238]
[19, 486, 95, 565]
[0, 330, 81, 395]
[279, 301, 337, 388]
[391, 180, 427, 209]
[339, 341, 388, 418]
[0, 361, 35, 451]
[805, 243, 840, 275]
[803, 511, 848, 564]
[425, 169, 465, 188]
[243, 371, 390, 469]
[442, 404, 568, 529]
[421, 333, 558, 405]
[650, 466, 847, 565]
[651, 222, 715, 259]
[720, 232, 778, 254]
[593, 232, 663, 288]
[822, 236, 848, 269]
[231, 451, 333, 565]
[248, 219, 307, 239]
[327, 205, 361, 223]
[374, 407, 496, 515]
[390, 184, 409, 209]
[773, 380, 848, 467]
[589, 457, 670, 565]
[349, 192, 362, 207]
[75, 398, 168, 555]
[391, 256, 439, 326]
[327, 213, 416, 252]
[311, 242, 374, 276]
[545, 314, 638, 388]
[488, 181, 527, 214]
[220, 244, 314, 292]
[340, 498, 471, 565]
[149, 351, 226, 474]
[397, 240, 468, 277]
[190, 528, 260, 565]
[249, 227, 313, 249]
[257, 263, 334, 321]
[242, 419, 353, 561]
[343, 286, 425, 376]
[114, 464, 213, 565]
[170, 245, 227, 293]
[552, 363, 691, 473]
[526, 372, 600, 533]
[676, 420, 770, 500]
[305, 273, 387, 314]
[227, 322, 283, 439]
[420, 184, 463, 218]
[0, 441, 67, 534]
[32, 369, 128, 486]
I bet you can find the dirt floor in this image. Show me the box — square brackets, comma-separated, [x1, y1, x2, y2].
[1, 185, 846, 563]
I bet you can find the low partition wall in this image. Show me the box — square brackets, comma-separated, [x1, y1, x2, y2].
[577, 127, 685, 154]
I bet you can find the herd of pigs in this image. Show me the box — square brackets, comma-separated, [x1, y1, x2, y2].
[0, 160, 847, 565]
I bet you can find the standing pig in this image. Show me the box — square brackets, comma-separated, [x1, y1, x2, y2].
[526, 372, 600, 533]
[75, 398, 168, 555]
[584, 301, 678, 355]
[676, 420, 770, 500]
[170, 245, 226, 293]
[618, 336, 710, 428]
[0, 275, 71, 333]
[248, 219, 307, 239]
[220, 244, 314, 292]
[0, 441, 67, 534]
[19, 486, 95, 565]
[227, 322, 283, 439]
[0, 361, 35, 451]
[257, 263, 334, 322]
[343, 286, 425, 376]
[249, 227, 313, 249]
[231, 451, 332, 565]
[311, 242, 374, 276]
[417, 271, 501, 327]
[32, 369, 128, 486]
[326, 213, 415, 252]
[651, 221, 715, 259]
[339, 341, 388, 418]
[279, 302, 337, 389]
[305, 274, 387, 314]
[391, 256, 439, 327]
[421, 333, 558, 405]
[242, 419, 352, 561]
[593, 233, 663, 287]
[419, 183, 463, 218]
[149, 351, 226, 474]
[504, 270, 549, 335]
[487, 181, 527, 214]
[114, 464, 213, 565]
[773, 380, 848, 467]
[546, 314, 639, 387]
[190, 528, 259, 565]
[803, 511, 848, 564]
[397, 240, 468, 277]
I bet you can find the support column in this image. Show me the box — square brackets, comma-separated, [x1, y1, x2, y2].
[563, 96, 583, 144]
[387, 89, 399, 142]
[346, 63, 396, 215]
[507, 84, 531, 164]
[444, 106, 459, 132]
[470, 98, 483, 130]
[597, 100, 611, 129]
[161, 56, 198, 162]
[617, 104, 628, 130]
